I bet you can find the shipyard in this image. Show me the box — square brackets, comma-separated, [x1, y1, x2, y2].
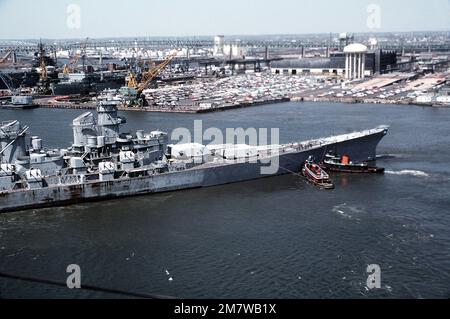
[0, 0, 450, 306]
[1, 32, 450, 113]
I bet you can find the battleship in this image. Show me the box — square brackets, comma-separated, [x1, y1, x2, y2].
[0, 96, 389, 213]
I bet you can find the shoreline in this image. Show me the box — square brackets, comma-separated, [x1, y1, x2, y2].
[3, 96, 448, 113]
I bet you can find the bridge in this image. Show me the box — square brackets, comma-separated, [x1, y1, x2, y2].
[1, 39, 450, 54]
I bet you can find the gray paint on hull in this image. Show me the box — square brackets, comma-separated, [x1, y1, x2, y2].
[0, 130, 385, 213]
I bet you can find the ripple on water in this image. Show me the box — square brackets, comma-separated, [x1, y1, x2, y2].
[332, 203, 364, 221]
[385, 170, 430, 178]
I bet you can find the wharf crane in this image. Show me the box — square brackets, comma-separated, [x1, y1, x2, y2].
[36, 41, 52, 94]
[0, 50, 17, 64]
[136, 51, 178, 96]
[125, 51, 178, 107]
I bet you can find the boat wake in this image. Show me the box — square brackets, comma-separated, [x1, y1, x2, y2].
[332, 204, 353, 219]
[333, 208, 352, 219]
[332, 204, 362, 221]
[376, 154, 404, 160]
[385, 170, 430, 178]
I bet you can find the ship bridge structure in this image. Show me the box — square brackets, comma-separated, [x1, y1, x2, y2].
[72, 97, 127, 151]
[0, 120, 28, 164]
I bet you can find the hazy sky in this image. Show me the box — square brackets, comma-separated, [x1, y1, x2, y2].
[0, 0, 449, 39]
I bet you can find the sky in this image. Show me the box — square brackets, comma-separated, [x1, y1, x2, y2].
[0, 0, 449, 39]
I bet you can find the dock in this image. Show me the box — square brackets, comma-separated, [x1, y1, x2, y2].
[32, 97, 291, 113]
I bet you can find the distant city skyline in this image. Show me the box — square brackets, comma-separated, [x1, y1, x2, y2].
[0, 0, 449, 39]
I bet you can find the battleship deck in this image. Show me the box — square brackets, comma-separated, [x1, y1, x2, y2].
[0, 126, 388, 213]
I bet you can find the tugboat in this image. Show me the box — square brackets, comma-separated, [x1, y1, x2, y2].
[302, 156, 335, 189]
[320, 152, 385, 174]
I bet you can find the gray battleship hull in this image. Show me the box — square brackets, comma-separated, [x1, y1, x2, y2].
[0, 128, 387, 213]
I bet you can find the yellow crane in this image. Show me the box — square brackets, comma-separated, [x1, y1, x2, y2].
[38, 43, 48, 81]
[126, 72, 138, 88]
[36, 41, 52, 94]
[135, 51, 178, 96]
[125, 51, 178, 107]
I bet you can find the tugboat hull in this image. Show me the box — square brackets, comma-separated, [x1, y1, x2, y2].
[301, 168, 335, 189]
[320, 163, 385, 174]
[301, 157, 335, 190]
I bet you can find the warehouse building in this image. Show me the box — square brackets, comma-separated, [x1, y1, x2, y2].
[271, 58, 341, 76]
[271, 44, 397, 78]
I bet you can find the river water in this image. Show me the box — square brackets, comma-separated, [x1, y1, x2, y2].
[0, 102, 449, 298]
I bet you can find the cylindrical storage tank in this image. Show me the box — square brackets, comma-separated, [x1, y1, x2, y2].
[97, 136, 105, 148]
[87, 136, 97, 148]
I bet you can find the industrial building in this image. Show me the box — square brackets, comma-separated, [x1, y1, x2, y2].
[271, 43, 397, 78]
[271, 58, 341, 76]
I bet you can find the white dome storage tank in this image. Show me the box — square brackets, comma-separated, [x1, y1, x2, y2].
[344, 43, 368, 80]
